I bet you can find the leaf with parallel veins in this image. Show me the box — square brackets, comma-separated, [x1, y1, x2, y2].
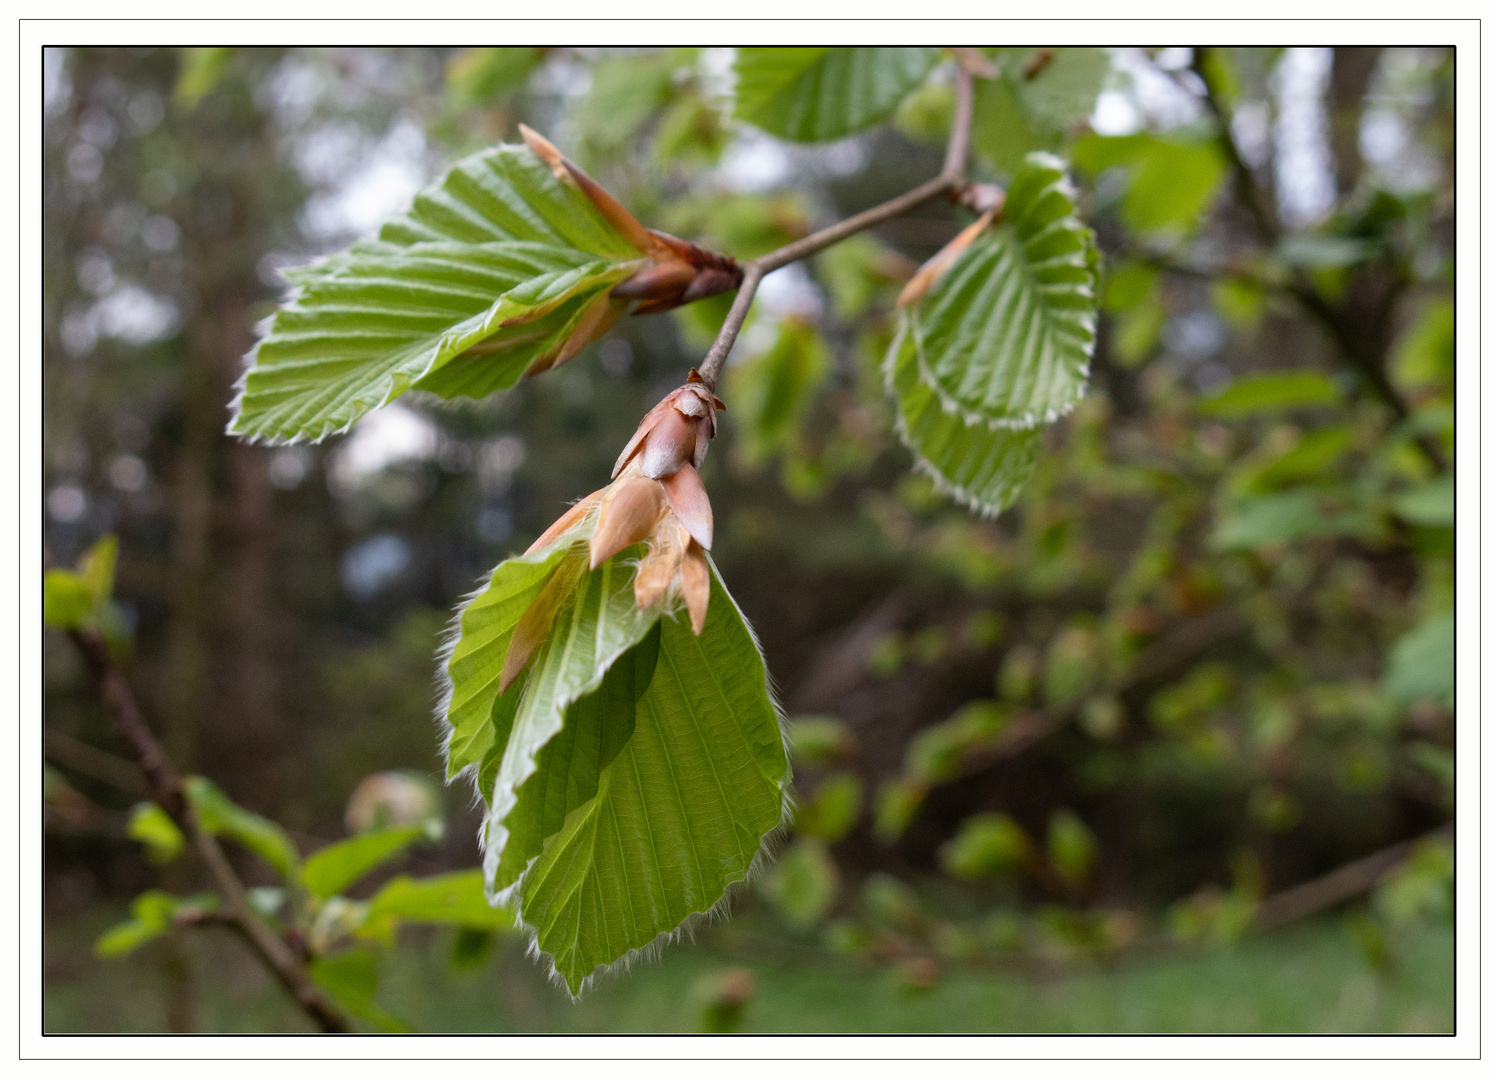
[230, 132, 739, 444]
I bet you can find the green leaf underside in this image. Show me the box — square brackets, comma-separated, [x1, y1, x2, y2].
[519, 571, 788, 994]
[912, 153, 1097, 429]
[441, 507, 789, 994]
[302, 825, 428, 900]
[734, 47, 942, 142]
[230, 142, 644, 443]
[887, 318, 1043, 516]
[442, 526, 592, 782]
[482, 548, 666, 895]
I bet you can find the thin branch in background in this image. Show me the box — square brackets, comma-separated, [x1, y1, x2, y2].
[697, 60, 980, 390]
[62, 624, 350, 1034]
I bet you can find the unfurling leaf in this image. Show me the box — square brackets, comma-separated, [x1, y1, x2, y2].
[229, 130, 738, 444]
[439, 381, 790, 995]
[884, 153, 1097, 516]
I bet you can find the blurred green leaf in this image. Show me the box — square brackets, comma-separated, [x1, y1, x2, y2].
[1276, 234, 1378, 269]
[94, 891, 179, 958]
[1074, 132, 1226, 235]
[1383, 612, 1455, 708]
[787, 716, 856, 767]
[44, 535, 119, 631]
[940, 812, 1031, 880]
[308, 948, 412, 1033]
[43, 570, 94, 629]
[1199, 371, 1340, 417]
[184, 776, 300, 881]
[448, 926, 498, 974]
[94, 891, 215, 959]
[862, 872, 921, 930]
[873, 779, 927, 843]
[759, 837, 838, 928]
[366, 869, 513, 929]
[1375, 837, 1454, 925]
[445, 48, 546, 110]
[973, 49, 1110, 176]
[905, 700, 1008, 784]
[1391, 474, 1455, 528]
[1211, 491, 1370, 550]
[1391, 298, 1455, 394]
[174, 48, 232, 110]
[230, 140, 645, 443]
[728, 318, 830, 466]
[733, 47, 941, 142]
[302, 825, 428, 900]
[575, 51, 686, 154]
[126, 802, 185, 865]
[796, 772, 863, 842]
[1047, 809, 1098, 887]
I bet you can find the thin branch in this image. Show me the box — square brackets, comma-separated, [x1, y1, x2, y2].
[698, 61, 979, 390]
[63, 625, 349, 1033]
[1256, 822, 1453, 929]
[1189, 48, 1279, 246]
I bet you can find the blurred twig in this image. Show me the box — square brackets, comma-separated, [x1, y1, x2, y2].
[1256, 821, 1454, 929]
[60, 620, 350, 1033]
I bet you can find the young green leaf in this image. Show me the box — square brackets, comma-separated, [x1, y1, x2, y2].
[366, 869, 515, 929]
[1383, 612, 1455, 709]
[514, 571, 789, 995]
[972, 48, 1110, 176]
[903, 153, 1098, 431]
[229, 140, 649, 444]
[308, 949, 412, 1033]
[302, 825, 429, 900]
[727, 318, 830, 466]
[127, 801, 186, 864]
[94, 890, 181, 957]
[184, 776, 301, 881]
[1072, 132, 1227, 235]
[1198, 371, 1341, 417]
[885, 318, 1044, 516]
[734, 48, 942, 142]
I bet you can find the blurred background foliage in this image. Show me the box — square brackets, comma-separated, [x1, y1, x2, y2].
[43, 45, 1454, 1032]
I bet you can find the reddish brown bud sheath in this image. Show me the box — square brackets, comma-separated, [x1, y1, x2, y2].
[590, 472, 668, 569]
[662, 464, 713, 551]
[897, 205, 998, 309]
[523, 493, 602, 557]
[681, 541, 710, 636]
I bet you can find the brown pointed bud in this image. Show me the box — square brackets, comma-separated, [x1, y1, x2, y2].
[613, 379, 723, 479]
[523, 492, 602, 557]
[640, 408, 700, 480]
[501, 553, 587, 693]
[681, 539, 710, 636]
[518, 124, 657, 255]
[610, 260, 698, 302]
[590, 471, 668, 569]
[662, 463, 713, 551]
[897, 205, 999, 308]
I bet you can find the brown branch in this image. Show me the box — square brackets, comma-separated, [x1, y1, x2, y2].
[697, 62, 979, 390]
[1189, 48, 1278, 246]
[45, 726, 148, 797]
[62, 624, 349, 1033]
[1256, 822, 1453, 929]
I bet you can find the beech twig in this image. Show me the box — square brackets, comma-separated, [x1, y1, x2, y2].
[697, 61, 979, 390]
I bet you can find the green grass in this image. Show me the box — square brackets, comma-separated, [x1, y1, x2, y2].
[45, 905, 1454, 1034]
